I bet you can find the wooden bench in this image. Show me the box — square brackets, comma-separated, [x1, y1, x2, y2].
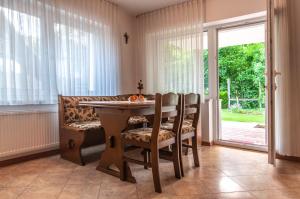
[58, 95, 152, 165]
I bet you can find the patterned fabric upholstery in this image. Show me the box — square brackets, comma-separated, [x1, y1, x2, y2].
[64, 107, 80, 123]
[128, 116, 149, 125]
[123, 128, 175, 143]
[67, 120, 101, 130]
[62, 96, 121, 124]
[161, 119, 195, 134]
[61, 96, 149, 125]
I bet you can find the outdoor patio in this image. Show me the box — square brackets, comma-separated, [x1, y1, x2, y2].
[221, 121, 266, 146]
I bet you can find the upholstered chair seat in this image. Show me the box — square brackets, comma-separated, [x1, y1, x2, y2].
[123, 128, 174, 143]
[161, 119, 195, 134]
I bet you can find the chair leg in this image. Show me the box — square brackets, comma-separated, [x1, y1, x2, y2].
[191, 136, 200, 167]
[143, 149, 148, 169]
[178, 139, 184, 177]
[151, 148, 162, 193]
[171, 144, 182, 179]
[184, 139, 190, 155]
[148, 151, 151, 166]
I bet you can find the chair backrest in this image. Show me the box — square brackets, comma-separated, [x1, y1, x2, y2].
[151, 93, 182, 144]
[183, 93, 201, 129]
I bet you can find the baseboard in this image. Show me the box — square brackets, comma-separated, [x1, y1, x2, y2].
[0, 149, 60, 167]
[201, 141, 213, 146]
[276, 153, 300, 162]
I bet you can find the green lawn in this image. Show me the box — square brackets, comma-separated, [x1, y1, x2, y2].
[221, 109, 265, 124]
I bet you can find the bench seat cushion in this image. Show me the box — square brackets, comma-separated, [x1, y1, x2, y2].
[67, 120, 101, 130]
[65, 116, 148, 131]
[123, 128, 174, 143]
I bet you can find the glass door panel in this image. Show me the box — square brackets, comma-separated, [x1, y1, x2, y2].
[217, 23, 267, 147]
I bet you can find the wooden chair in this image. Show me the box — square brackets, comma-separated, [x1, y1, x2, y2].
[120, 93, 183, 193]
[160, 93, 200, 176]
[179, 93, 200, 176]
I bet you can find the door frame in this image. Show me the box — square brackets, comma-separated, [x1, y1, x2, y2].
[266, 0, 276, 164]
[203, 12, 268, 152]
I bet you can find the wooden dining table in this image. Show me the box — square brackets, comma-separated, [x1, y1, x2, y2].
[79, 100, 155, 183]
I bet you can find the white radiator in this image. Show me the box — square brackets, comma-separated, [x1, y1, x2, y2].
[0, 107, 59, 161]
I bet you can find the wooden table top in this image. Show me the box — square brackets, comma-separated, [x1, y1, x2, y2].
[79, 100, 155, 109]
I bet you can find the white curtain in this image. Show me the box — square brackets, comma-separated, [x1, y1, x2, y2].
[274, 0, 300, 157]
[0, 0, 120, 105]
[136, 0, 204, 96]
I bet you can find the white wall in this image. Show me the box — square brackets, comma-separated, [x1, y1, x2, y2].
[118, 9, 137, 94]
[204, 0, 266, 22]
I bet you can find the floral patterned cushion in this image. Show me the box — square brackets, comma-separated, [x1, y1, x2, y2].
[128, 116, 149, 125]
[67, 120, 101, 130]
[161, 119, 195, 134]
[61, 96, 124, 124]
[64, 108, 80, 123]
[123, 128, 174, 143]
[182, 119, 193, 126]
[77, 107, 97, 121]
[62, 96, 152, 125]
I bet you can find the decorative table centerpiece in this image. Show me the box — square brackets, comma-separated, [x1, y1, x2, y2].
[129, 80, 145, 102]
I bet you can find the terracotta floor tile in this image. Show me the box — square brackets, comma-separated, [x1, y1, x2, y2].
[18, 185, 64, 199]
[0, 187, 26, 199]
[136, 182, 175, 199]
[0, 146, 300, 198]
[199, 192, 256, 199]
[251, 188, 300, 199]
[29, 172, 71, 187]
[58, 184, 100, 199]
[204, 177, 245, 193]
[98, 182, 138, 199]
[231, 175, 281, 190]
[183, 167, 226, 182]
[66, 170, 104, 185]
[171, 180, 209, 196]
[3, 173, 39, 188]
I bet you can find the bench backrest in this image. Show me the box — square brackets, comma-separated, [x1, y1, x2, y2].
[58, 94, 155, 126]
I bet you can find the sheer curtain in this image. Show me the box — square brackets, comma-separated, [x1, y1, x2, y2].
[0, 0, 58, 105]
[54, 0, 120, 96]
[136, 0, 204, 96]
[0, 0, 120, 105]
[274, 0, 300, 157]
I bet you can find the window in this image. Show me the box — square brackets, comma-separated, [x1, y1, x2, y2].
[145, 29, 204, 96]
[0, 1, 119, 105]
[0, 4, 57, 105]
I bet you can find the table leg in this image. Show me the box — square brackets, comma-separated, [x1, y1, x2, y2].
[96, 111, 136, 183]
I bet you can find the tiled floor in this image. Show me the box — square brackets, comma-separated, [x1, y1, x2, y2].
[1, 146, 300, 199]
[221, 121, 266, 146]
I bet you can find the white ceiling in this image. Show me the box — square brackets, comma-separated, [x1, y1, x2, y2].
[110, 0, 188, 16]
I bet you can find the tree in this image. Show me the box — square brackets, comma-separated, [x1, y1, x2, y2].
[218, 43, 265, 109]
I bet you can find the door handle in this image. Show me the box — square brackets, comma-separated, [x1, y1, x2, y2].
[264, 84, 277, 90]
[264, 70, 281, 77]
[274, 70, 281, 77]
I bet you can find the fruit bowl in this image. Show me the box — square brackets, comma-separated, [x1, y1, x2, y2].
[128, 95, 145, 102]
